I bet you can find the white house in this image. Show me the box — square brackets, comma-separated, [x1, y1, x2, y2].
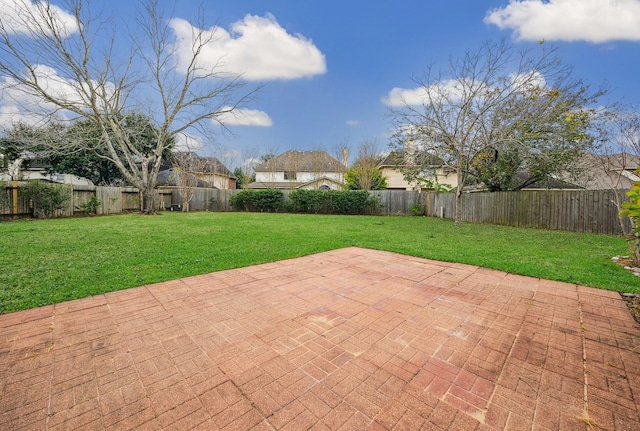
[248, 150, 346, 190]
[0, 158, 93, 186]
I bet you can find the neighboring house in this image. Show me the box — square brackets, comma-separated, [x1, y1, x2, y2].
[248, 150, 346, 190]
[516, 172, 582, 191]
[155, 169, 209, 188]
[568, 153, 640, 190]
[0, 159, 93, 186]
[377, 152, 457, 191]
[190, 156, 237, 190]
[157, 154, 236, 189]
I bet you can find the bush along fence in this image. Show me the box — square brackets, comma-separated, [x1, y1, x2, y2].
[227, 189, 381, 215]
[0, 181, 630, 235]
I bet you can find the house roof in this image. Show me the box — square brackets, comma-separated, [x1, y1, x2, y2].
[254, 151, 345, 173]
[518, 173, 582, 190]
[156, 168, 211, 188]
[559, 152, 640, 189]
[377, 151, 444, 168]
[170, 152, 234, 177]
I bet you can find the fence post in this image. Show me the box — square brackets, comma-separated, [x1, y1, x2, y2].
[12, 181, 18, 219]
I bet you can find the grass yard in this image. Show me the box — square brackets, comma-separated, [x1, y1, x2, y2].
[1, 212, 638, 314]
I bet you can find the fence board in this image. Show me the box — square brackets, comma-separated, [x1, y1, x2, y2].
[0, 182, 632, 235]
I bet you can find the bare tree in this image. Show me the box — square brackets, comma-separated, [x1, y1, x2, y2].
[237, 146, 259, 188]
[389, 40, 604, 224]
[169, 150, 206, 212]
[210, 146, 236, 190]
[284, 151, 301, 190]
[0, 0, 256, 213]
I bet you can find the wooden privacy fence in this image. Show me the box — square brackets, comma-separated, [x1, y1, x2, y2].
[177, 188, 628, 235]
[456, 190, 627, 235]
[0, 182, 157, 218]
[1, 182, 630, 235]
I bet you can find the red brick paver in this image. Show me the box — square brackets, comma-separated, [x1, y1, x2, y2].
[1, 247, 639, 430]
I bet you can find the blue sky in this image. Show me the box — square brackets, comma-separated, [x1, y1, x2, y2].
[1, 0, 640, 167]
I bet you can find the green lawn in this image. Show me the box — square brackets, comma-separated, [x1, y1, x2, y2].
[1, 212, 638, 314]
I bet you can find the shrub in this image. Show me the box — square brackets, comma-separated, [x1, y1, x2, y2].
[329, 190, 371, 214]
[620, 181, 640, 265]
[410, 202, 425, 216]
[77, 195, 101, 215]
[289, 189, 329, 213]
[20, 181, 71, 218]
[229, 190, 250, 211]
[289, 189, 378, 215]
[230, 189, 283, 212]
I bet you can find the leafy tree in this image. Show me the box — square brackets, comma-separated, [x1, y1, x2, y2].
[4, 114, 173, 186]
[389, 40, 604, 223]
[0, 137, 24, 172]
[345, 166, 387, 190]
[344, 140, 387, 190]
[233, 167, 255, 189]
[0, 0, 256, 213]
[468, 89, 596, 191]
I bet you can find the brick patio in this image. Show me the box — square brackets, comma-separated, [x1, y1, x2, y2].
[1, 247, 639, 430]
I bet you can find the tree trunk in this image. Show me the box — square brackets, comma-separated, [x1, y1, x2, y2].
[454, 187, 462, 225]
[454, 158, 464, 225]
[141, 188, 158, 214]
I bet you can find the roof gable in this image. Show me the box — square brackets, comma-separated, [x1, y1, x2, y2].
[170, 152, 234, 177]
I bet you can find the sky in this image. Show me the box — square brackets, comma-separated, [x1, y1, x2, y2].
[1, 0, 640, 167]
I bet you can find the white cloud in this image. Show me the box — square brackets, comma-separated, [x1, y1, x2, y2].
[382, 79, 469, 107]
[242, 157, 260, 170]
[174, 133, 205, 152]
[217, 107, 273, 127]
[346, 120, 360, 126]
[383, 71, 549, 108]
[0, 64, 115, 128]
[509, 70, 547, 90]
[0, 0, 78, 36]
[485, 0, 640, 43]
[169, 14, 326, 81]
[382, 87, 428, 107]
[0, 104, 39, 129]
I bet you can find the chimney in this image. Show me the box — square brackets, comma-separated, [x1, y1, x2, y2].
[341, 147, 349, 168]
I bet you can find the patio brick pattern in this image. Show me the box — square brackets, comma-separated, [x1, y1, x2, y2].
[1, 247, 639, 430]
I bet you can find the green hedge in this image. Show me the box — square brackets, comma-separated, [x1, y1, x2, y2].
[290, 189, 378, 215]
[289, 189, 328, 213]
[229, 189, 283, 212]
[230, 189, 379, 215]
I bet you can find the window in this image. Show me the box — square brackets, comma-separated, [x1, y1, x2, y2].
[421, 168, 436, 178]
[320, 184, 331, 190]
[284, 171, 297, 180]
